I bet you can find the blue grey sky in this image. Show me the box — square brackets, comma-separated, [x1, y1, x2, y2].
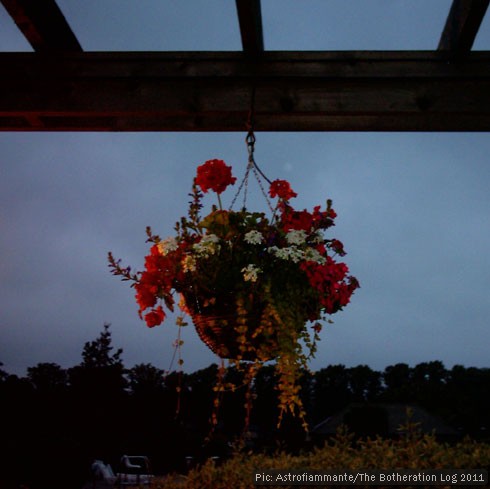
[1, 1, 489, 377]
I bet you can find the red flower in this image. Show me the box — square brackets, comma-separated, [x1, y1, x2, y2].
[135, 281, 157, 313]
[280, 206, 314, 232]
[135, 245, 178, 320]
[329, 239, 346, 256]
[144, 305, 165, 327]
[311, 205, 336, 230]
[196, 159, 236, 194]
[269, 179, 297, 200]
[299, 257, 359, 315]
[277, 201, 337, 233]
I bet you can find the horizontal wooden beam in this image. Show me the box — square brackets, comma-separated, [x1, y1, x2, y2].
[0, 0, 82, 52]
[1, 51, 490, 132]
[438, 0, 490, 53]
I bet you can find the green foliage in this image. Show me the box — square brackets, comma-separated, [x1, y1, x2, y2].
[152, 429, 490, 489]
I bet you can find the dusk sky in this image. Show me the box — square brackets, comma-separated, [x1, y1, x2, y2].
[1, 1, 489, 377]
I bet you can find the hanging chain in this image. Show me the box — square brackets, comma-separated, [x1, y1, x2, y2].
[230, 87, 275, 213]
[229, 151, 252, 210]
[248, 135, 275, 214]
[230, 132, 274, 213]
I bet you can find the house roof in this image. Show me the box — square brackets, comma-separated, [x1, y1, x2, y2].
[312, 402, 460, 437]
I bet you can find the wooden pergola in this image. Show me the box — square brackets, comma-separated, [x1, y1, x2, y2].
[1, 0, 490, 132]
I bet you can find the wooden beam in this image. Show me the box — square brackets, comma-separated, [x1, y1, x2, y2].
[438, 0, 489, 53]
[236, 0, 264, 54]
[0, 0, 82, 52]
[1, 51, 490, 132]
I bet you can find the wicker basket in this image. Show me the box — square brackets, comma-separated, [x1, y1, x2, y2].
[190, 311, 272, 361]
[183, 285, 309, 361]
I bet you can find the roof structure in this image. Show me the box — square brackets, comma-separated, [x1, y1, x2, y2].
[0, 0, 490, 132]
[311, 403, 460, 439]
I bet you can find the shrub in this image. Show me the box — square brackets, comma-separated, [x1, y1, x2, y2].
[152, 429, 490, 489]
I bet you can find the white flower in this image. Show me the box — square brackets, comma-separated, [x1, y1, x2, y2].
[202, 234, 220, 244]
[241, 264, 262, 282]
[157, 237, 178, 255]
[268, 246, 304, 263]
[267, 246, 284, 259]
[244, 230, 264, 245]
[287, 247, 305, 263]
[183, 255, 196, 272]
[286, 229, 307, 245]
[304, 247, 326, 264]
[312, 230, 325, 243]
[193, 234, 220, 257]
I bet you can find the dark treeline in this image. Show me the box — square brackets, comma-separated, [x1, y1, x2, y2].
[1, 324, 489, 489]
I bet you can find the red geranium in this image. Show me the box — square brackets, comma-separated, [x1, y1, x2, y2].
[299, 257, 357, 315]
[329, 238, 346, 256]
[196, 159, 236, 194]
[134, 244, 180, 325]
[144, 305, 165, 327]
[269, 179, 298, 200]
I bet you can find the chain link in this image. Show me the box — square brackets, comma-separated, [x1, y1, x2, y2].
[230, 131, 274, 214]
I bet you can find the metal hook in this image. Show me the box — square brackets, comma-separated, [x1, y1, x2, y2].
[246, 130, 256, 163]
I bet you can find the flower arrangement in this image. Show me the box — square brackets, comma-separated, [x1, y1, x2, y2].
[109, 158, 359, 427]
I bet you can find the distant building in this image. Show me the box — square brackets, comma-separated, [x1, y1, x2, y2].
[311, 403, 460, 441]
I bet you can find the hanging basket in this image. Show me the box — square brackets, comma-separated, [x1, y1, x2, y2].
[108, 154, 360, 427]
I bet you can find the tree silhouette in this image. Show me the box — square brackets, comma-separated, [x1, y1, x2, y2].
[68, 322, 126, 397]
[27, 362, 68, 394]
[445, 365, 490, 436]
[67, 323, 128, 474]
[252, 365, 279, 440]
[382, 362, 413, 402]
[0, 361, 8, 383]
[347, 364, 382, 402]
[127, 363, 165, 396]
[312, 364, 352, 422]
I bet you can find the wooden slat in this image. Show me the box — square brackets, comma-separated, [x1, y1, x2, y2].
[235, 0, 264, 54]
[0, 0, 82, 52]
[1, 51, 490, 132]
[438, 0, 489, 53]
